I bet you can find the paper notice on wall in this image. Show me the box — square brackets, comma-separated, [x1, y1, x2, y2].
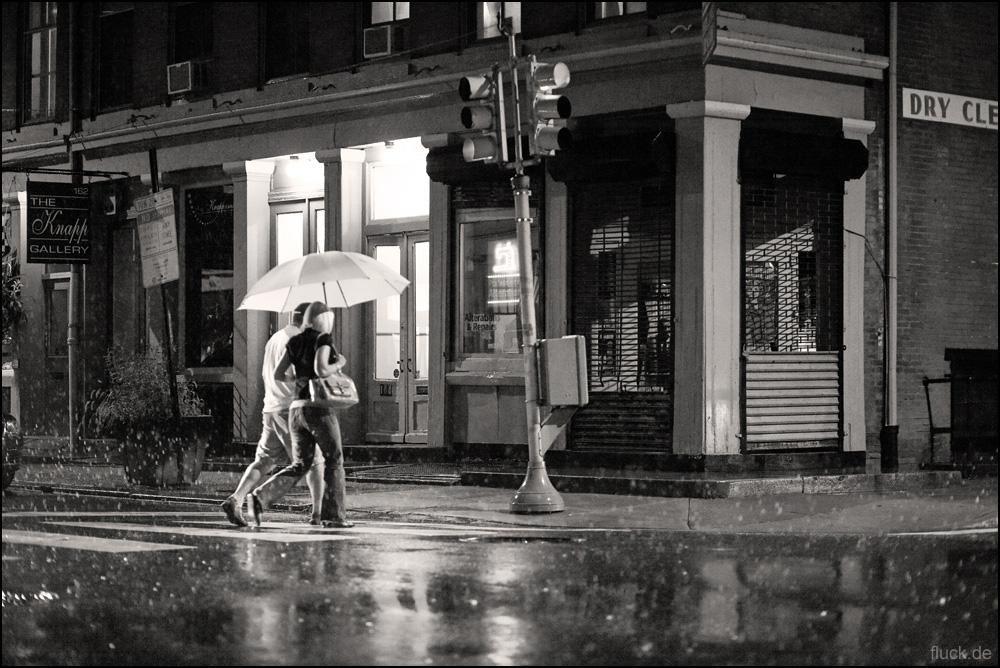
[133, 190, 179, 287]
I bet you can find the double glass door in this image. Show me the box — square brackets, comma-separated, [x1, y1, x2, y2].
[368, 233, 429, 443]
[270, 198, 325, 333]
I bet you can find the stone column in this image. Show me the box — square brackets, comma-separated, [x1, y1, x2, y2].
[223, 160, 275, 443]
[667, 100, 751, 456]
[316, 149, 366, 444]
[841, 118, 876, 453]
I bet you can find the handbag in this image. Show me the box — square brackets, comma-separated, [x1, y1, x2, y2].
[308, 371, 359, 409]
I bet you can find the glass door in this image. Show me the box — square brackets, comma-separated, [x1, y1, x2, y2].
[367, 233, 429, 443]
[269, 198, 325, 333]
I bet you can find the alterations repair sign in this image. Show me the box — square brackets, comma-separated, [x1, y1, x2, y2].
[26, 181, 92, 264]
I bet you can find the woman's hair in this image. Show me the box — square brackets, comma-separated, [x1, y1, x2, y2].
[302, 301, 335, 333]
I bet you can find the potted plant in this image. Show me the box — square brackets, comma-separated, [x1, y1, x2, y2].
[89, 346, 213, 487]
[2, 232, 25, 347]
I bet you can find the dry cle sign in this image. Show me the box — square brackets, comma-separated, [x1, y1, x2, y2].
[26, 181, 91, 264]
[903, 88, 998, 131]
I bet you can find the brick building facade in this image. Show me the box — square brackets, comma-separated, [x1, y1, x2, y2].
[2, 2, 996, 474]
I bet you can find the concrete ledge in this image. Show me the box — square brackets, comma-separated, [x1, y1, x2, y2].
[460, 470, 965, 499]
[802, 471, 964, 494]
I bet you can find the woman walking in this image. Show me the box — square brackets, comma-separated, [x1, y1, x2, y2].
[247, 301, 354, 528]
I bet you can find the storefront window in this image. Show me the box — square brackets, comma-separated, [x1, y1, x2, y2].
[368, 140, 430, 222]
[459, 216, 541, 356]
[184, 185, 234, 367]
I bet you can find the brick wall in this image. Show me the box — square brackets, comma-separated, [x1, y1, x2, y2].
[894, 3, 999, 467]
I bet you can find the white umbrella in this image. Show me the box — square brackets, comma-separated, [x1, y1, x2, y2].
[237, 250, 409, 312]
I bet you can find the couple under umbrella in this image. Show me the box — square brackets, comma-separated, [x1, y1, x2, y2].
[222, 251, 408, 528]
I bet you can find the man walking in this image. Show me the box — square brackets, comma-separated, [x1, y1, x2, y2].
[221, 302, 325, 526]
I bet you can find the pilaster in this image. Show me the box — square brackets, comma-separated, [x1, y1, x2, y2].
[223, 160, 275, 442]
[316, 149, 366, 444]
[841, 118, 876, 452]
[667, 100, 751, 456]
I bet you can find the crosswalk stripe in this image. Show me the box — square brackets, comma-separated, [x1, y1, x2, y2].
[179, 520, 500, 537]
[889, 527, 998, 537]
[3, 511, 220, 518]
[46, 522, 356, 543]
[2, 529, 195, 553]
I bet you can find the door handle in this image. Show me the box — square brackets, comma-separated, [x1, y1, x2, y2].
[407, 358, 414, 373]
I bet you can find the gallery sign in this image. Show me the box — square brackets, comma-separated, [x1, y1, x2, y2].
[25, 181, 92, 264]
[902, 88, 998, 131]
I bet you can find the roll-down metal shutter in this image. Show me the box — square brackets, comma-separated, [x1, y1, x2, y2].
[744, 352, 841, 449]
[570, 178, 674, 451]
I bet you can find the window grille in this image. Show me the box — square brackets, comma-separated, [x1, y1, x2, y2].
[570, 178, 673, 450]
[741, 173, 843, 449]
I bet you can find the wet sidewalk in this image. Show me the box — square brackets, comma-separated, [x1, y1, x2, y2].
[7, 460, 998, 535]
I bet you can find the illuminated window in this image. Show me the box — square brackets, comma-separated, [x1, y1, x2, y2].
[476, 2, 521, 39]
[371, 2, 408, 25]
[592, 2, 647, 20]
[368, 140, 430, 221]
[459, 216, 541, 355]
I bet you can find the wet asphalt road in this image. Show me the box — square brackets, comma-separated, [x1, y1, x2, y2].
[3, 491, 997, 666]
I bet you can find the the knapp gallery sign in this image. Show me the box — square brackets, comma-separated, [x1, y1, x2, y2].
[26, 181, 92, 264]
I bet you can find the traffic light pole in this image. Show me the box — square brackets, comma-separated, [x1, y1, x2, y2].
[503, 23, 565, 514]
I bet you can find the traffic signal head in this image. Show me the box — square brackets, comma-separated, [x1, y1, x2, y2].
[459, 68, 508, 163]
[459, 75, 491, 102]
[533, 62, 570, 90]
[527, 59, 572, 156]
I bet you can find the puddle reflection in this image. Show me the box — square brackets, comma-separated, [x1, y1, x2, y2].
[3, 532, 996, 665]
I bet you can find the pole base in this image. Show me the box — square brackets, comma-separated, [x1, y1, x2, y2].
[510, 462, 565, 514]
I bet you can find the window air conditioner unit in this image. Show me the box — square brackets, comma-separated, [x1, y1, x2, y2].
[363, 24, 406, 58]
[167, 60, 207, 95]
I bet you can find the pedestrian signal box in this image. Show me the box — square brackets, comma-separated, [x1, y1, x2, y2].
[536, 335, 589, 407]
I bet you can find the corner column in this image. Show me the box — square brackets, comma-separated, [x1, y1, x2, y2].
[224, 160, 275, 443]
[667, 100, 751, 456]
[842, 118, 876, 453]
[316, 149, 366, 444]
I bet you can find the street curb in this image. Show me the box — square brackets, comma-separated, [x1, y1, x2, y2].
[460, 470, 965, 498]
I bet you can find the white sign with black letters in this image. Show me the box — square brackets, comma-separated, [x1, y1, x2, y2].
[133, 190, 180, 287]
[902, 88, 998, 131]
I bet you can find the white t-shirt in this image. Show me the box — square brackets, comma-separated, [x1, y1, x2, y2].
[262, 325, 299, 413]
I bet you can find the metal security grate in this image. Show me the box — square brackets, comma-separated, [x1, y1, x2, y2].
[570, 178, 673, 450]
[741, 174, 844, 450]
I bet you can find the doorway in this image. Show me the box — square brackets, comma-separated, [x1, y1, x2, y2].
[269, 197, 325, 333]
[366, 232, 429, 443]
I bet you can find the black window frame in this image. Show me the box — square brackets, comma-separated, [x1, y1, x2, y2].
[96, 2, 134, 111]
[171, 1, 214, 64]
[22, 1, 59, 124]
[262, 1, 310, 82]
